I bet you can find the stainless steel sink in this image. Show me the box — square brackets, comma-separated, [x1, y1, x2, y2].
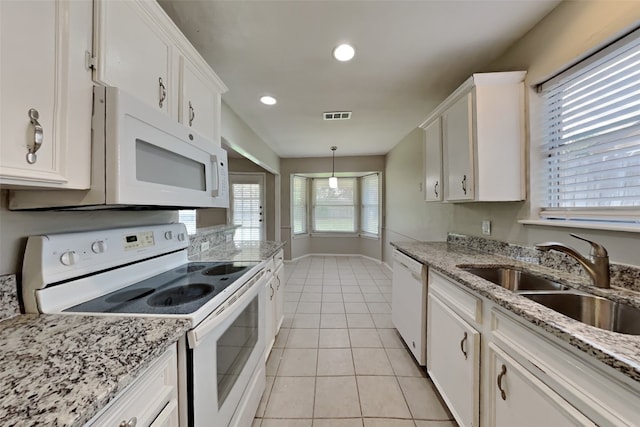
[522, 293, 640, 335]
[459, 266, 569, 291]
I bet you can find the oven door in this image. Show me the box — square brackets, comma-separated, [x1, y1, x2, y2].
[103, 86, 229, 208]
[187, 273, 266, 427]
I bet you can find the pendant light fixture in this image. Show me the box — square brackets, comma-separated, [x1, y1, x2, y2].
[329, 146, 338, 189]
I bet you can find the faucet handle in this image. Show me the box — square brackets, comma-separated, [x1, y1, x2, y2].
[570, 233, 608, 258]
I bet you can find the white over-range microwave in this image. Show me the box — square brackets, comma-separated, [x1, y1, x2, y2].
[10, 86, 229, 210]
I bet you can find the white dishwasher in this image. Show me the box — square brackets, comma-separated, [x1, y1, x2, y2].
[392, 249, 427, 365]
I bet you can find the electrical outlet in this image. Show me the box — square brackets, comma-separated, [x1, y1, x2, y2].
[201, 241, 210, 252]
[482, 220, 491, 236]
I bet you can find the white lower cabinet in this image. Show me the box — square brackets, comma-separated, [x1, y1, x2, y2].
[427, 292, 480, 427]
[264, 249, 285, 359]
[427, 270, 640, 427]
[487, 343, 596, 427]
[86, 345, 178, 427]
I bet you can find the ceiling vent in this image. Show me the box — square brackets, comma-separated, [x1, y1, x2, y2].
[323, 111, 352, 120]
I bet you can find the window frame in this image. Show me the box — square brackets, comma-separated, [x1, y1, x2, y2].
[311, 177, 358, 234]
[526, 27, 640, 232]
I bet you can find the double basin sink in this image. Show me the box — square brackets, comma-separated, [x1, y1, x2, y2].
[459, 266, 640, 335]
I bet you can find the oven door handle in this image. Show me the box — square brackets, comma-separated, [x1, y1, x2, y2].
[187, 269, 266, 349]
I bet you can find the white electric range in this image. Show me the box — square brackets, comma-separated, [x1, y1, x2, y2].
[21, 223, 269, 427]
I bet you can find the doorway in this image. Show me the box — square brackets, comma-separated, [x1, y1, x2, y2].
[229, 173, 266, 241]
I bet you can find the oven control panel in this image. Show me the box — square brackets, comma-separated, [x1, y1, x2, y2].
[123, 231, 155, 251]
[22, 223, 190, 297]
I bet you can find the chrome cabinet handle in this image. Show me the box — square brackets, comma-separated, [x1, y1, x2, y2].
[497, 364, 507, 401]
[27, 109, 43, 164]
[119, 417, 137, 427]
[461, 174, 467, 195]
[276, 275, 281, 290]
[159, 77, 167, 108]
[434, 180, 439, 198]
[188, 101, 195, 126]
[460, 332, 468, 359]
[269, 283, 274, 300]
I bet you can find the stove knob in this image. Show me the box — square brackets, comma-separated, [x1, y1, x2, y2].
[91, 240, 107, 254]
[60, 251, 79, 266]
[165, 231, 173, 240]
[177, 232, 186, 241]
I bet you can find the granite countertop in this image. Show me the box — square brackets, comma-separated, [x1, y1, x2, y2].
[391, 241, 640, 383]
[0, 314, 190, 427]
[190, 240, 285, 262]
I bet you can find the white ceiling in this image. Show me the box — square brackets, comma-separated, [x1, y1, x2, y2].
[159, 0, 560, 158]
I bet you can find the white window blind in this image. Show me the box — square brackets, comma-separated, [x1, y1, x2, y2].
[538, 29, 640, 222]
[360, 173, 380, 236]
[179, 210, 197, 235]
[231, 183, 262, 241]
[313, 178, 357, 232]
[292, 176, 308, 234]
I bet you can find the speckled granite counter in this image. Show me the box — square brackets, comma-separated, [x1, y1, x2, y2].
[0, 314, 190, 427]
[189, 240, 285, 262]
[391, 241, 640, 383]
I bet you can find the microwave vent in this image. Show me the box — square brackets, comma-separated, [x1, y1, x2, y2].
[323, 111, 351, 120]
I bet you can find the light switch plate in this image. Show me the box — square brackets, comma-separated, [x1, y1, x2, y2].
[482, 220, 491, 236]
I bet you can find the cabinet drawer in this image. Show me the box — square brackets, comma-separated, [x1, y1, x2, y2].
[88, 345, 178, 427]
[429, 271, 482, 325]
[490, 308, 640, 426]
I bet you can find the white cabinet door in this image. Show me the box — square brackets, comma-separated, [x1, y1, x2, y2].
[273, 263, 285, 335]
[180, 56, 220, 143]
[94, 0, 175, 117]
[0, 0, 92, 188]
[443, 92, 474, 201]
[424, 118, 443, 202]
[428, 292, 480, 427]
[488, 344, 597, 427]
[264, 277, 276, 357]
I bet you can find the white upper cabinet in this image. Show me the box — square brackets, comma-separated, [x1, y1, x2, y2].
[423, 117, 443, 202]
[94, 0, 227, 145]
[93, 0, 175, 117]
[179, 55, 222, 144]
[0, 0, 93, 189]
[421, 71, 526, 202]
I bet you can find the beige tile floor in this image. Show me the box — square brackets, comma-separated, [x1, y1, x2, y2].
[254, 256, 457, 427]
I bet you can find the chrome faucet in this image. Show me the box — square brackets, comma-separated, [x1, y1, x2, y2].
[535, 233, 610, 289]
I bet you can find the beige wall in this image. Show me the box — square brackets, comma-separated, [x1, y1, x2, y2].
[384, 1, 640, 267]
[0, 191, 176, 275]
[280, 155, 385, 260]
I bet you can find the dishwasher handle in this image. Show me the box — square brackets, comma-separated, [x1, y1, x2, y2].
[393, 251, 424, 280]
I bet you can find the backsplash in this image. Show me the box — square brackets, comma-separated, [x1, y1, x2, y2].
[188, 224, 240, 256]
[447, 233, 640, 292]
[0, 275, 20, 320]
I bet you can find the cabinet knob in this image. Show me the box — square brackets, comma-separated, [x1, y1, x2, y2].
[461, 175, 467, 195]
[497, 364, 507, 401]
[119, 417, 137, 427]
[26, 109, 43, 164]
[188, 101, 195, 126]
[158, 77, 167, 108]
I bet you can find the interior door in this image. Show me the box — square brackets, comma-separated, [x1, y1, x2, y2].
[229, 173, 266, 241]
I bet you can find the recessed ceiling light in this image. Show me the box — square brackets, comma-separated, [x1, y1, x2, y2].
[260, 95, 277, 105]
[333, 44, 355, 62]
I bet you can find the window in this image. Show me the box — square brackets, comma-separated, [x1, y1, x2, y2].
[292, 176, 308, 234]
[179, 210, 197, 235]
[361, 173, 380, 236]
[312, 178, 357, 232]
[231, 179, 263, 241]
[537, 29, 640, 223]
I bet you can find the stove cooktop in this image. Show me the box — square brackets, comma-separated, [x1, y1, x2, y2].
[64, 261, 260, 315]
